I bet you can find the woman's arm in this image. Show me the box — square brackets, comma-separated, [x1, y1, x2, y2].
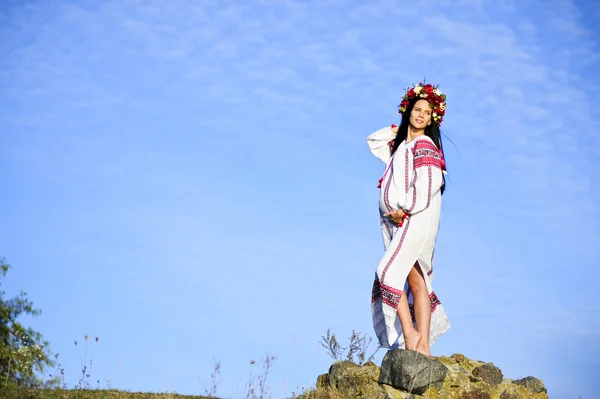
[366, 125, 397, 163]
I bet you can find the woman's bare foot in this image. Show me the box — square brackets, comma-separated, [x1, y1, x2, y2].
[416, 341, 431, 357]
[404, 330, 422, 351]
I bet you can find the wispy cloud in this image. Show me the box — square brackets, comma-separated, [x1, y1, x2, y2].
[1, 0, 598, 397]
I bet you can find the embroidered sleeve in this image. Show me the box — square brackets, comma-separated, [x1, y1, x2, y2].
[366, 126, 397, 163]
[403, 139, 444, 215]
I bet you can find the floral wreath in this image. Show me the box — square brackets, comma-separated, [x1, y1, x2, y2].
[398, 82, 447, 126]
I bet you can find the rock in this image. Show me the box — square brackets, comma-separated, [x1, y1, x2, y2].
[443, 363, 471, 389]
[451, 354, 484, 373]
[436, 355, 458, 367]
[316, 373, 328, 389]
[382, 384, 421, 399]
[379, 349, 447, 395]
[512, 376, 547, 394]
[472, 363, 503, 386]
[459, 388, 491, 399]
[500, 390, 518, 399]
[498, 381, 549, 399]
[327, 360, 355, 387]
[328, 360, 385, 399]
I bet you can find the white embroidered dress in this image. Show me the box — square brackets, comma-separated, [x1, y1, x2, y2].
[367, 126, 451, 350]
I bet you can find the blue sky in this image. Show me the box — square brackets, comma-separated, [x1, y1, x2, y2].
[1, 0, 599, 398]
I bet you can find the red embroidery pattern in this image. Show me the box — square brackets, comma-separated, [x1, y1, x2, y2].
[426, 167, 432, 208]
[386, 124, 397, 157]
[372, 279, 404, 308]
[413, 140, 443, 170]
[404, 148, 409, 193]
[430, 291, 442, 312]
[407, 292, 442, 323]
[387, 139, 395, 153]
[381, 217, 411, 283]
[383, 160, 394, 212]
[377, 159, 393, 189]
[407, 166, 432, 213]
[408, 170, 417, 213]
[371, 278, 380, 301]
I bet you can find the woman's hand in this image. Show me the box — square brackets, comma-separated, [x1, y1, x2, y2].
[383, 209, 406, 225]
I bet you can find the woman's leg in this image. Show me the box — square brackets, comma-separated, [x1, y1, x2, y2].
[407, 263, 431, 356]
[396, 292, 421, 351]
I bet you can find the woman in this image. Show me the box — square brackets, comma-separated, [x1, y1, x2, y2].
[368, 82, 451, 356]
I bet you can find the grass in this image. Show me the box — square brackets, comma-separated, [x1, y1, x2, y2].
[0, 355, 276, 399]
[4, 334, 283, 399]
[0, 389, 217, 399]
[0, 329, 372, 399]
[0, 329, 386, 399]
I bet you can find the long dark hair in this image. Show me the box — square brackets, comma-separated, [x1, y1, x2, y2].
[391, 97, 447, 194]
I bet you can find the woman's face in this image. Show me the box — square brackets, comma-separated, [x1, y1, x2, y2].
[410, 99, 433, 130]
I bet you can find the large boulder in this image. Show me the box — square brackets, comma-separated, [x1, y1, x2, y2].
[378, 350, 447, 395]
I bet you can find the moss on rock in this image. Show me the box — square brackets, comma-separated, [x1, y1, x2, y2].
[381, 384, 421, 399]
[450, 354, 484, 373]
[326, 361, 384, 399]
[316, 374, 329, 389]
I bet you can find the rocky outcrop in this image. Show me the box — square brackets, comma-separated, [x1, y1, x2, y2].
[305, 350, 547, 399]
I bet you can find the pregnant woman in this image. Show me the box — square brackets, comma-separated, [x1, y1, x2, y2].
[368, 82, 451, 356]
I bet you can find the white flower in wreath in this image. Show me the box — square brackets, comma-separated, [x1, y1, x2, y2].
[414, 86, 422, 94]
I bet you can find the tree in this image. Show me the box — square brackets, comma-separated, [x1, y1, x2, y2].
[0, 257, 54, 388]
